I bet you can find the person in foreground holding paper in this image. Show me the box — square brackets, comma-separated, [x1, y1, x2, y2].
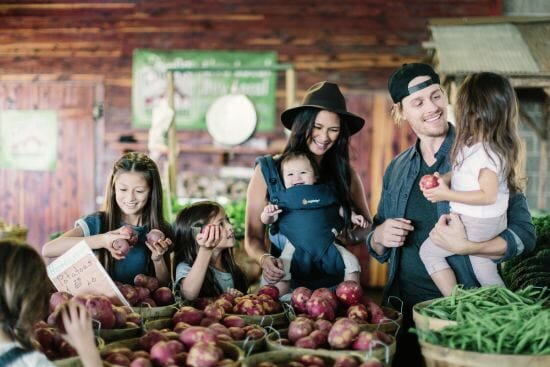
[0, 240, 102, 367]
[42, 152, 173, 286]
[172, 201, 249, 300]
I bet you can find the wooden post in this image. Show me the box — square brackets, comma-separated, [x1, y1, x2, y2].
[285, 68, 296, 109]
[538, 139, 548, 210]
[166, 71, 177, 202]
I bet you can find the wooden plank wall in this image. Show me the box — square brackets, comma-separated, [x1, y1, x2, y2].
[0, 0, 500, 286]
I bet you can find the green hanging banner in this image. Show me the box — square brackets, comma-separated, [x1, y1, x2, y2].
[132, 49, 278, 132]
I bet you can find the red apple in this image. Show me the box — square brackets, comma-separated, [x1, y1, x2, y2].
[420, 174, 439, 190]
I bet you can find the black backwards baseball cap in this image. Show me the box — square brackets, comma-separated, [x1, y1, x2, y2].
[388, 63, 441, 103]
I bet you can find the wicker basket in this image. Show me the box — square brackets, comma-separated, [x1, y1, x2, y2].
[420, 341, 550, 367]
[358, 307, 403, 336]
[240, 349, 382, 367]
[102, 337, 243, 366]
[133, 303, 178, 321]
[266, 328, 395, 366]
[53, 337, 104, 367]
[143, 317, 173, 332]
[227, 311, 289, 329]
[143, 317, 267, 355]
[412, 299, 457, 332]
[96, 324, 142, 343]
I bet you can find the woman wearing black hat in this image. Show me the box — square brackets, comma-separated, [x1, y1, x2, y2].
[244, 81, 372, 289]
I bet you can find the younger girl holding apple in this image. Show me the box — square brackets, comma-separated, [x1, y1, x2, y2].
[172, 201, 249, 300]
[0, 240, 102, 367]
[42, 152, 173, 286]
[419, 72, 524, 296]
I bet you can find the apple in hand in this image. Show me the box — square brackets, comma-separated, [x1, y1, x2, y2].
[420, 174, 439, 190]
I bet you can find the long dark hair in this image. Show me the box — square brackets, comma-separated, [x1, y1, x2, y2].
[99, 152, 171, 272]
[282, 108, 354, 226]
[0, 240, 50, 350]
[452, 72, 524, 193]
[172, 201, 249, 298]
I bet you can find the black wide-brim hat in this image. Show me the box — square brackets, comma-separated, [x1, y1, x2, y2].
[281, 81, 365, 135]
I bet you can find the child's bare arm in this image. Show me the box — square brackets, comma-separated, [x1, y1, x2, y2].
[423, 168, 499, 205]
[61, 302, 102, 367]
[179, 225, 221, 300]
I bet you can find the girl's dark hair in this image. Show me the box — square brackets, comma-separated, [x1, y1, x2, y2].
[282, 108, 354, 225]
[172, 201, 249, 298]
[0, 240, 50, 350]
[99, 152, 171, 273]
[452, 72, 524, 193]
[279, 151, 320, 182]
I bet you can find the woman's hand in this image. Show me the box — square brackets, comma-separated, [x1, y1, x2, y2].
[146, 237, 172, 262]
[429, 213, 473, 255]
[102, 228, 131, 260]
[261, 255, 285, 284]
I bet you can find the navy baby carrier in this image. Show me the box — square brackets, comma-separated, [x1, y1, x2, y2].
[257, 155, 346, 289]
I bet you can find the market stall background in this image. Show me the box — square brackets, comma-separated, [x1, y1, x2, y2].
[0, 0, 548, 289]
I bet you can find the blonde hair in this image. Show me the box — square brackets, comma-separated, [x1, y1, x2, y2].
[451, 72, 525, 193]
[0, 240, 50, 349]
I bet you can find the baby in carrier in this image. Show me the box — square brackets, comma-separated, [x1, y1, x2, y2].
[260, 151, 367, 295]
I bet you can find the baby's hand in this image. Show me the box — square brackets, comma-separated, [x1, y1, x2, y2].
[196, 224, 222, 249]
[263, 204, 281, 217]
[261, 204, 282, 224]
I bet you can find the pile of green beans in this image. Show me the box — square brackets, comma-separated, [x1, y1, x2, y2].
[415, 286, 550, 355]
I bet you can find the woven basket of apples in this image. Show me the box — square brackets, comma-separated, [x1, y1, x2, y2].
[143, 304, 268, 354]
[241, 349, 384, 367]
[289, 281, 402, 335]
[262, 281, 400, 366]
[119, 273, 178, 321]
[100, 328, 243, 367]
[47, 291, 143, 343]
[193, 285, 289, 329]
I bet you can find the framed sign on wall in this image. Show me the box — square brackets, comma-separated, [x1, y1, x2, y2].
[132, 49, 278, 132]
[0, 110, 58, 171]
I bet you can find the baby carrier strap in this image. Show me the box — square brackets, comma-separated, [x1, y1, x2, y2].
[0, 346, 31, 365]
[256, 154, 284, 201]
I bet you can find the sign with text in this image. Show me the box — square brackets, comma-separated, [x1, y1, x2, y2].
[0, 110, 58, 171]
[132, 49, 277, 131]
[47, 241, 130, 307]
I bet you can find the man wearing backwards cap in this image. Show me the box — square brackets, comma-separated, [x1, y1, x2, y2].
[367, 63, 535, 366]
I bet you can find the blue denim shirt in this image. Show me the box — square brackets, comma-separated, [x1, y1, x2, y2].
[366, 124, 536, 305]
